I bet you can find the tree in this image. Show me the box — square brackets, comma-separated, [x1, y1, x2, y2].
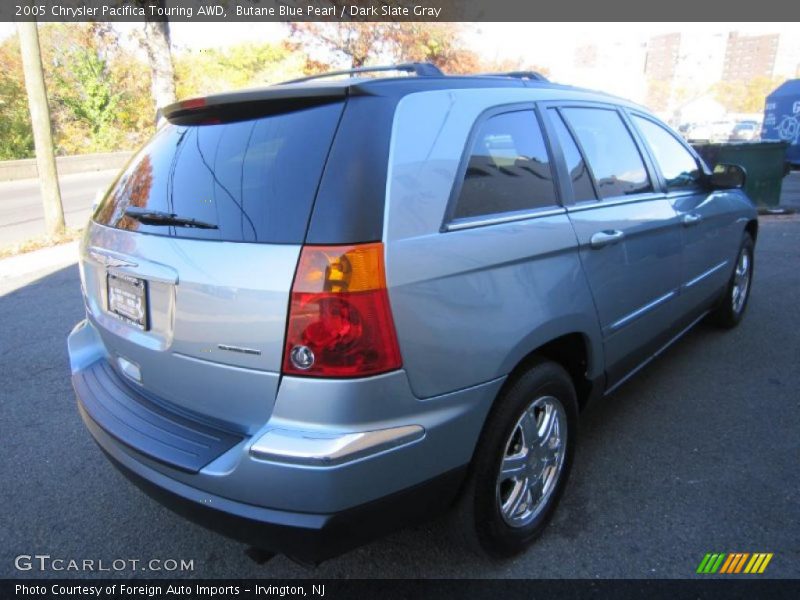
[105, 40, 157, 149]
[38, 24, 153, 154]
[134, 0, 177, 111]
[645, 79, 673, 113]
[174, 41, 304, 98]
[391, 23, 482, 74]
[288, 23, 396, 69]
[290, 22, 549, 77]
[0, 35, 34, 160]
[53, 46, 122, 151]
[713, 76, 784, 114]
[141, 20, 176, 110]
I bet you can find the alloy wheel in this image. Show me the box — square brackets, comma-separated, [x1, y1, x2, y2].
[731, 248, 751, 314]
[496, 395, 567, 528]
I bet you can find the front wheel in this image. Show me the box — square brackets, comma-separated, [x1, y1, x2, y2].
[711, 233, 754, 328]
[451, 359, 578, 558]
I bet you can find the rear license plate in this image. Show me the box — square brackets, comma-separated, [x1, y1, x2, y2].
[107, 273, 148, 330]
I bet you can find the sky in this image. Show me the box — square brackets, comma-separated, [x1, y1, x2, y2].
[465, 22, 797, 70]
[175, 22, 798, 73]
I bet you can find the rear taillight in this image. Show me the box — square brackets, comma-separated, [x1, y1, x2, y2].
[283, 243, 402, 378]
[180, 97, 206, 110]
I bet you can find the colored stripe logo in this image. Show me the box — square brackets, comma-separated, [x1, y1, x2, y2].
[697, 552, 773, 574]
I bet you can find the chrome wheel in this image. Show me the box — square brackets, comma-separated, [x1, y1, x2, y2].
[731, 249, 751, 314]
[496, 395, 567, 528]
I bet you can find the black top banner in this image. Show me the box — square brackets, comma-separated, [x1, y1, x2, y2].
[5, 0, 800, 22]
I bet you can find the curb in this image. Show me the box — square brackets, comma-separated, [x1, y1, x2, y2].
[759, 207, 797, 215]
[0, 152, 132, 182]
[0, 241, 79, 281]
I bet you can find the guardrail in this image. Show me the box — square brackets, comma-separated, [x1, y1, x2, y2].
[0, 151, 133, 182]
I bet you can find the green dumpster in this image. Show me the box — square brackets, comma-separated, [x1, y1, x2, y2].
[692, 141, 789, 208]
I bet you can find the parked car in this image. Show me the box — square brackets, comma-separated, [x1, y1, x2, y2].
[709, 120, 737, 142]
[677, 122, 694, 137]
[730, 120, 761, 141]
[684, 121, 713, 142]
[68, 63, 757, 563]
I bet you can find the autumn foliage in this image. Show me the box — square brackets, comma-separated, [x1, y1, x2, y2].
[0, 23, 547, 160]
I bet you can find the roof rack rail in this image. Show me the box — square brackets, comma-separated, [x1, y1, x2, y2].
[482, 71, 549, 82]
[280, 62, 444, 85]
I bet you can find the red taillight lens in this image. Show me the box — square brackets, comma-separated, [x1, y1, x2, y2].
[180, 97, 206, 110]
[283, 243, 402, 377]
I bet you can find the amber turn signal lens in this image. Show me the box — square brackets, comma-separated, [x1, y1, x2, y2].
[291, 243, 387, 294]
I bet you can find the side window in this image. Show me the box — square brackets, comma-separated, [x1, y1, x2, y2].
[548, 109, 597, 202]
[561, 108, 652, 199]
[453, 110, 557, 220]
[632, 115, 702, 191]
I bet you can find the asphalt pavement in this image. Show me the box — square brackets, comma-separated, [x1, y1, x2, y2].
[780, 171, 800, 210]
[0, 216, 798, 579]
[0, 170, 118, 246]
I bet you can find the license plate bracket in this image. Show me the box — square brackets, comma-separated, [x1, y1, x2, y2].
[106, 273, 148, 330]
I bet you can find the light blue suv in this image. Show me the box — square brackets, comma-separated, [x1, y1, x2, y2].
[68, 63, 757, 562]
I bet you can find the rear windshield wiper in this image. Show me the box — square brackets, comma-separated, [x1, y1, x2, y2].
[123, 207, 218, 230]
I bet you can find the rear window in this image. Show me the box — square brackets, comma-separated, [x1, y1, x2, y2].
[94, 102, 344, 243]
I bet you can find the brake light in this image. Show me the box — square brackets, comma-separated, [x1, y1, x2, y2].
[283, 243, 402, 378]
[180, 97, 206, 110]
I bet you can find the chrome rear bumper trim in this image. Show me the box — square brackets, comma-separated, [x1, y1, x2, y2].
[250, 425, 425, 466]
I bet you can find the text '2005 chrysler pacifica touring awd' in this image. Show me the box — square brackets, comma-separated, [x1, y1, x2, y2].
[68, 63, 757, 563]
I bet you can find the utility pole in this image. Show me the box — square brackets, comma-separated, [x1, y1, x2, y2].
[17, 21, 65, 238]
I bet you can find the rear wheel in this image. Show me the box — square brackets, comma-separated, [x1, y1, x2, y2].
[711, 233, 754, 328]
[451, 359, 578, 558]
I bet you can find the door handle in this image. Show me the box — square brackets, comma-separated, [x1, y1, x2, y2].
[590, 229, 625, 249]
[682, 213, 703, 227]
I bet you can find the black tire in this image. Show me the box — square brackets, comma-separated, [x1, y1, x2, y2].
[711, 233, 754, 329]
[450, 358, 578, 558]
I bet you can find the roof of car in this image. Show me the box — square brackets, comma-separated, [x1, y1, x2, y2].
[163, 66, 632, 122]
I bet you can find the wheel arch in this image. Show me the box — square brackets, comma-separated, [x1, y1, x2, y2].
[498, 323, 604, 411]
[745, 219, 758, 243]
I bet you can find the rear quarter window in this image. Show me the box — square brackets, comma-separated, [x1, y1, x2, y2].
[94, 102, 344, 244]
[451, 110, 558, 220]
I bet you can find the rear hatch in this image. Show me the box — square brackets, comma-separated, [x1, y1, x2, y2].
[81, 98, 345, 434]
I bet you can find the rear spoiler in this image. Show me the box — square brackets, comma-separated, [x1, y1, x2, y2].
[162, 85, 352, 125]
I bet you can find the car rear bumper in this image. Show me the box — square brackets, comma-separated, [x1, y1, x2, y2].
[82, 403, 465, 562]
[69, 318, 502, 560]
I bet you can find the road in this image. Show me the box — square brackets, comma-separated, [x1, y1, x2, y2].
[780, 171, 800, 210]
[0, 170, 118, 246]
[0, 216, 798, 579]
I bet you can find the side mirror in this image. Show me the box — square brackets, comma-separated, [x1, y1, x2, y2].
[709, 163, 746, 189]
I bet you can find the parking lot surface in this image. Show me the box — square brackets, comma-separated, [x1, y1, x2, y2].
[1, 216, 798, 579]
